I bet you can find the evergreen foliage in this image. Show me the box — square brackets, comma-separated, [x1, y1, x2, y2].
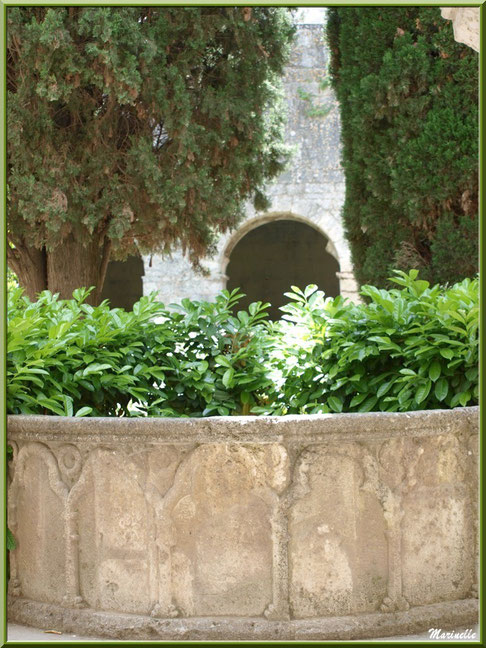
[261, 272, 478, 415]
[7, 273, 478, 417]
[326, 7, 478, 287]
[7, 7, 295, 301]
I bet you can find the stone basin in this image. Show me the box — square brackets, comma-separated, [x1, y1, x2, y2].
[7, 407, 479, 640]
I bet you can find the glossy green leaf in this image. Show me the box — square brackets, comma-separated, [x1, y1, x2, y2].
[222, 368, 234, 388]
[349, 393, 367, 408]
[327, 395, 343, 412]
[428, 361, 441, 382]
[440, 349, 454, 360]
[74, 407, 93, 417]
[7, 528, 16, 551]
[377, 380, 393, 399]
[434, 377, 448, 402]
[358, 396, 378, 412]
[415, 380, 432, 405]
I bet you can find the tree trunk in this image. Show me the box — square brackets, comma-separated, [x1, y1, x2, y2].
[7, 243, 47, 301]
[8, 235, 112, 305]
[46, 234, 112, 304]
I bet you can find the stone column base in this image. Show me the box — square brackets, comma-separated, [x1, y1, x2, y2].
[8, 596, 479, 642]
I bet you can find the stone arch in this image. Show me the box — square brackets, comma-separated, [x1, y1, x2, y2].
[222, 212, 340, 265]
[220, 213, 342, 318]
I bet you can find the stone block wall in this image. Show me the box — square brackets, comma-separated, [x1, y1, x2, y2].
[7, 407, 478, 640]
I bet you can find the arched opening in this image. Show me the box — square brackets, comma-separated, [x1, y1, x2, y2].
[100, 255, 144, 310]
[226, 220, 340, 320]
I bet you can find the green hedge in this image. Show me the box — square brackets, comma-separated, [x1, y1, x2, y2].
[7, 271, 478, 417]
[260, 271, 478, 414]
[326, 8, 478, 288]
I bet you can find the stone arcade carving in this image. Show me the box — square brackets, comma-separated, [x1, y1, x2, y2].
[7, 408, 479, 641]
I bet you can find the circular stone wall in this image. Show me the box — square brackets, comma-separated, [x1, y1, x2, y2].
[7, 407, 478, 641]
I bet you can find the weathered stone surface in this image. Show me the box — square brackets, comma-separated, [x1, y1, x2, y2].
[289, 447, 388, 618]
[441, 8, 480, 52]
[76, 449, 152, 615]
[400, 434, 474, 606]
[7, 407, 479, 640]
[152, 444, 289, 617]
[8, 443, 68, 605]
[8, 596, 479, 642]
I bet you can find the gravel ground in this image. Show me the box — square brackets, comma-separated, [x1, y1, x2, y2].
[7, 623, 480, 643]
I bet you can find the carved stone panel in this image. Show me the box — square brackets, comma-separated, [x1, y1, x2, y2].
[157, 443, 288, 617]
[401, 435, 474, 606]
[10, 443, 67, 604]
[289, 447, 388, 618]
[75, 449, 152, 615]
[467, 433, 479, 596]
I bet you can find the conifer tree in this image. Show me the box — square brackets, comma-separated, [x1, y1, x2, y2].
[8, 7, 295, 301]
[327, 7, 478, 287]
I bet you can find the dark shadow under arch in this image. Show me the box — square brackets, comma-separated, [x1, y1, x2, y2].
[100, 255, 144, 310]
[226, 220, 340, 320]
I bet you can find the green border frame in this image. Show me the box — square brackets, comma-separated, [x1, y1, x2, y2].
[0, 2, 483, 646]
